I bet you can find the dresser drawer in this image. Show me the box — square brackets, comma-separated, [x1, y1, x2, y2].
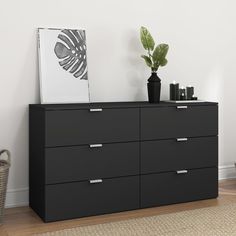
[141, 167, 218, 208]
[141, 105, 218, 140]
[141, 136, 218, 174]
[45, 108, 139, 147]
[45, 176, 139, 222]
[45, 142, 139, 184]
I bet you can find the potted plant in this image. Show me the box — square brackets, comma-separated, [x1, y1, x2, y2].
[140, 26, 169, 103]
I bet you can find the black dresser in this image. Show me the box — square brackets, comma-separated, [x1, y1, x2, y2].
[29, 101, 218, 222]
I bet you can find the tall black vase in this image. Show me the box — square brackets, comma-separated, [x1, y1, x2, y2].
[147, 72, 161, 103]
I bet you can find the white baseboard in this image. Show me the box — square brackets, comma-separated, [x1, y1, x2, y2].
[5, 187, 29, 208]
[219, 165, 236, 180]
[4, 165, 236, 208]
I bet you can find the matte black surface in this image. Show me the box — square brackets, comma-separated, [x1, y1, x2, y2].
[45, 142, 139, 184]
[45, 108, 139, 146]
[141, 167, 218, 208]
[141, 136, 218, 174]
[45, 176, 139, 222]
[31, 101, 217, 110]
[29, 102, 218, 222]
[141, 105, 218, 140]
[29, 106, 45, 219]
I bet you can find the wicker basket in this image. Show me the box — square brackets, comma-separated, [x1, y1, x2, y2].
[0, 150, 10, 224]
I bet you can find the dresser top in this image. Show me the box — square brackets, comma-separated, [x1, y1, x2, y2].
[30, 101, 218, 110]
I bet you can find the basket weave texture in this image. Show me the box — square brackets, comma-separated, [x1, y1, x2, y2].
[0, 150, 10, 224]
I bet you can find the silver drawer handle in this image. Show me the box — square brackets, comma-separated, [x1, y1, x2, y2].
[176, 138, 188, 142]
[176, 170, 188, 174]
[89, 179, 103, 184]
[89, 108, 103, 112]
[176, 106, 188, 109]
[89, 144, 103, 148]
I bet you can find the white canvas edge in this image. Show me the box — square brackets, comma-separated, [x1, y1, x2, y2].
[37, 29, 44, 104]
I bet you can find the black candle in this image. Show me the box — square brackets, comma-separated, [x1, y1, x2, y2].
[179, 87, 186, 100]
[169, 81, 179, 100]
[186, 86, 194, 100]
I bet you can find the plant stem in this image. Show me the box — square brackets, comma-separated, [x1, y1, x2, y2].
[147, 49, 153, 67]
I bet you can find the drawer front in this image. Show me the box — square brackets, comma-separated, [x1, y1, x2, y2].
[45, 142, 139, 184]
[141, 136, 218, 174]
[45, 108, 139, 147]
[141, 168, 218, 208]
[45, 176, 139, 222]
[141, 105, 218, 140]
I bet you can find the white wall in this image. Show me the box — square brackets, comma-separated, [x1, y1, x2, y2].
[0, 0, 236, 207]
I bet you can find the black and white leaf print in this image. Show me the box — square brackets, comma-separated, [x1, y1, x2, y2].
[54, 29, 88, 80]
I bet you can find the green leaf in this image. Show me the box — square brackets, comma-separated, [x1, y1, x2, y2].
[152, 44, 169, 67]
[160, 58, 168, 66]
[141, 55, 153, 67]
[140, 26, 155, 51]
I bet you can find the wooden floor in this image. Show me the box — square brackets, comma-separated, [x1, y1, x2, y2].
[1, 179, 236, 236]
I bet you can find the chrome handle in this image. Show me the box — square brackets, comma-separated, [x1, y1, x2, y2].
[89, 108, 103, 112]
[176, 170, 188, 174]
[176, 106, 188, 109]
[89, 179, 103, 184]
[89, 144, 103, 148]
[176, 138, 188, 142]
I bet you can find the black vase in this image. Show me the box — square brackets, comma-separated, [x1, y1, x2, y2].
[147, 72, 161, 103]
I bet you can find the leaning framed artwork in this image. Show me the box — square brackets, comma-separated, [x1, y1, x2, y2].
[38, 28, 90, 104]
